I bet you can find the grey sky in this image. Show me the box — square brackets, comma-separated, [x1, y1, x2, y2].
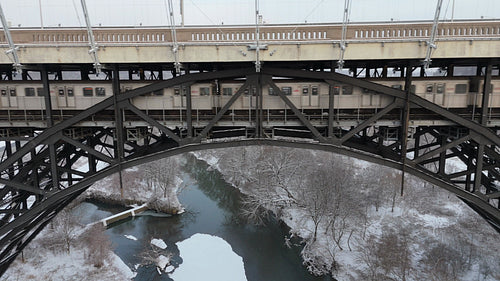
[0, 0, 499, 28]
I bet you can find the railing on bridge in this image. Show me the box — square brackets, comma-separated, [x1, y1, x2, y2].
[0, 20, 499, 45]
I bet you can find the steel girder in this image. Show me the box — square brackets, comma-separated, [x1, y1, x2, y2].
[0, 66, 499, 275]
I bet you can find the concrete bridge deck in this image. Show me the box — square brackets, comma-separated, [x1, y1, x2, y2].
[1, 20, 499, 65]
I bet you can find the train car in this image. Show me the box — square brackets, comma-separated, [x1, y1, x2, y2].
[0, 77, 499, 123]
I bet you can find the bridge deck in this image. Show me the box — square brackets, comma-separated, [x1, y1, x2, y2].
[1, 20, 499, 65]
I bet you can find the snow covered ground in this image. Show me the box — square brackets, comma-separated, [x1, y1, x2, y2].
[193, 147, 500, 281]
[170, 233, 247, 281]
[3, 234, 135, 281]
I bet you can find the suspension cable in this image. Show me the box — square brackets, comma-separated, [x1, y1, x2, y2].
[0, 3, 22, 74]
[80, 0, 101, 75]
[423, 0, 444, 69]
[337, 0, 352, 71]
[166, 0, 181, 74]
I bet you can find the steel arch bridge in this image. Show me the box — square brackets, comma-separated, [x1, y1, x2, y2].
[0, 66, 499, 274]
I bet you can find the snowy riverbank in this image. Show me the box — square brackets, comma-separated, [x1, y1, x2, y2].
[3, 157, 186, 281]
[85, 159, 185, 214]
[3, 216, 136, 281]
[192, 147, 500, 281]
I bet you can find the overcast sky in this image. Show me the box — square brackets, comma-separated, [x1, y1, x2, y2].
[1, 0, 499, 28]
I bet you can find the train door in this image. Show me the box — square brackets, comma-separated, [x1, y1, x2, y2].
[310, 86, 319, 107]
[8, 88, 18, 107]
[301, 86, 309, 107]
[173, 86, 187, 108]
[0, 88, 8, 107]
[57, 87, 75, 107]
[424, 83, 434, 104]
[434, 83, 445, 105]
[242, 87, 257, 108]
[301, 86, 319, 107]
[0, 87, 18, 107]
[212, 85, 220, 108]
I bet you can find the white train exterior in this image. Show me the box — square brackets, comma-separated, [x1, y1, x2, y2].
[0, 77, 498, 116]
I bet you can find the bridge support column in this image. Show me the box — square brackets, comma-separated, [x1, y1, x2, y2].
[438, 136, 446, 175]
[328, 81, 335, 138]
[30, 147, 41, 202]
[480, 64, 493, 125]
[65, 154, 73, 186]
[413, 127, 420, 158]
[255, 75, 263, 138]
[41, 66, 59, 189]
[112, 65, 125, 194]
[15, 141, 22, 174]
[186, 83, 193, 138]
[447, 64, 454, 77]
[400, 64, 413, 195]
[381, 66, 388, 78]
[88, 136, 97, 174]
[5, 142, 13, 179]
[21, 70, 28, 81]
[474, 64, 493, 193]
[466, 149, 473, 192]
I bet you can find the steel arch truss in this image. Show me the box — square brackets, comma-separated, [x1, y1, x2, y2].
[0, 67, 499, 274]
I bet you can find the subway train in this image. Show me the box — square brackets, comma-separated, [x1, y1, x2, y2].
[0, 76, 499, 122]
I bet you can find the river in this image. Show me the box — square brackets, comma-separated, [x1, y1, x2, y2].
[74, 154, 332, 281]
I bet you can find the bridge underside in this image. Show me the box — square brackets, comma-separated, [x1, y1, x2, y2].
[0, 65, 499, 275]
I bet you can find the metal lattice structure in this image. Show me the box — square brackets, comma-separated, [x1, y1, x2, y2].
[0, 66, 499, 275]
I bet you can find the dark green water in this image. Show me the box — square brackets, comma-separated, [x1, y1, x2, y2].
[76, 154, 331, 281]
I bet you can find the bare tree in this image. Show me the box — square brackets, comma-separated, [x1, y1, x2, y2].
[39, 208, 79, 254]
[377, 228, 413, 281]
[82, 223, 113, 268]
[357, 235, 383, 281]
[298, 167, 335, 242]
[420, 241, 469, 281]
[144, 158, 178, 198]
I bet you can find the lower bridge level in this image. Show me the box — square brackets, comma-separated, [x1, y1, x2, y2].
[0, 66, 499, 276]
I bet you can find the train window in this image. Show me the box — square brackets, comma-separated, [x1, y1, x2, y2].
[0, 89, 6, 96]
[342, 85, 353, 95]
[281, 87, 292, 96]
[174, 87, 180, 95]
[83, 87, 93, 97]
[330, 86, 340, 95]
[25, 88, 36, 97]
[426, 84, 433, 93]
[96, 87, 106, 96]
[251, 87, 257, 96]
[268, 87, 275, 95]
[9, 89, 16, 96]
[181, 87, 188, 96]
[312, 86, 319, 95]
[37, 88, 44, 96]
[244, 88, 249, 95]
[302, 86, 309, 95]
[67, 88, 74, 97]
[152, 89, 163, 96]
[200, 87, 210, 96]
[455, 84, 467, 94]
[58, 89, 65, 96]
[222, 88, 233, 96]
[391, 85, 402, 90]
[436, 84, 445, 94]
